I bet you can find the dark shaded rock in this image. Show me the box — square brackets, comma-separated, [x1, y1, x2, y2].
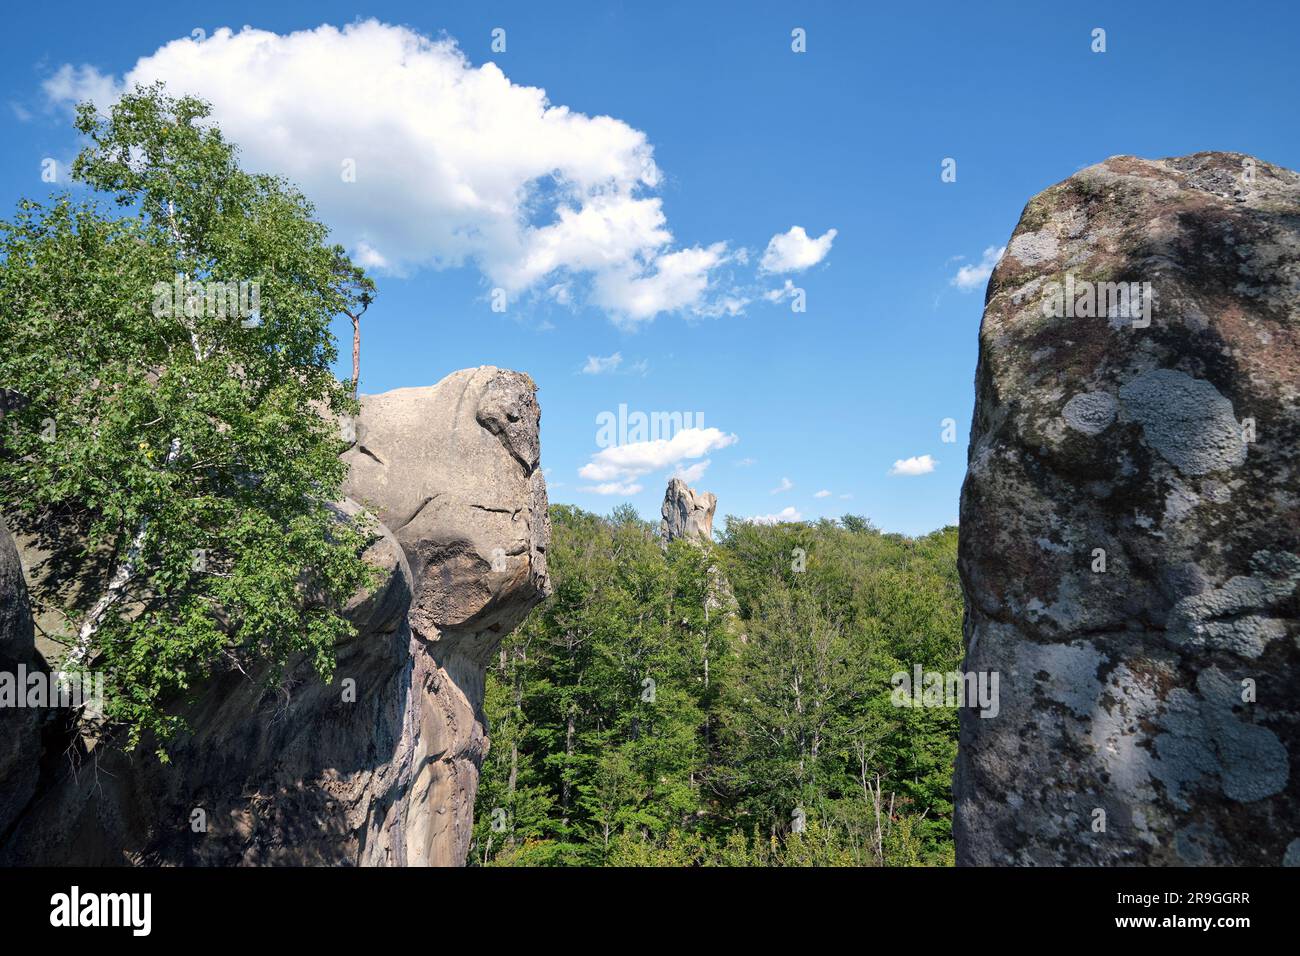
[0, 520, 43, 840]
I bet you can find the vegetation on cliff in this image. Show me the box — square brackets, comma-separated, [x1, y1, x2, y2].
[0, 87, 377, 752]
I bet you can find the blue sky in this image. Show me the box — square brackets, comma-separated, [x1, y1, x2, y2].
[2, 1, 1297, 535]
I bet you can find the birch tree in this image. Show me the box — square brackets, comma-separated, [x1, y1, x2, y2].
[0, 85, 376, 753]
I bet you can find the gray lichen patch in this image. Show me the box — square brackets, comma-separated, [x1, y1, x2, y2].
[1151, 668, 1289, 806]
[1062, 391, 1118, 435]
[1006, 227, 1060, 267]
[1162, 479, 1202, 524]
[1021, 640, 1105, 718]
[1166, 552, 1300, 658]
[1117, 369, 1248, 475]
[1175, 824, 1228, 864]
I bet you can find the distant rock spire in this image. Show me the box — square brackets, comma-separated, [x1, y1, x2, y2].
[659, 477, 717, 546]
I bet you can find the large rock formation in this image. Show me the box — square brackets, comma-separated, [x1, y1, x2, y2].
[658, 478, 742, 633]
[0, 366, 549, 866]
[954, 153, 1300, 865]
[660, 478, 717, 546]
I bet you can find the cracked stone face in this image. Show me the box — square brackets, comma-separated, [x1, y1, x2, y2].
[954, 152, 1300, 866]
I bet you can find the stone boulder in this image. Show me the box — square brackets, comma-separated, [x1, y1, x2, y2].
[954, 153, 1300, 865]
[660, 478, 717, 546]
[0, 366, 549, 866]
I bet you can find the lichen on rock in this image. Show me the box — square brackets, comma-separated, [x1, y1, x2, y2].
[954, 152, 1300, 866]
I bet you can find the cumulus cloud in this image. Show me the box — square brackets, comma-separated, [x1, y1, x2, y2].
[670, 459, 710, 484]
[735, 457, 756, 467]
[582, 352, 622, 375]
[950, 246, 1005, 291]
[889, 455, 938, 476]
[770, 477, 794, 494]
[579, 427, 736, 490]
[760, 226, 837, 274]
[748, 506, 802, 525]
[45, 21, 738, 323]
[592, 242, 738, 327]
[813, 489, 831, 498]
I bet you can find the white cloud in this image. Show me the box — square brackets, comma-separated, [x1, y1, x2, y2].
[735, 457, 756, 467]
[813, 489, 831, 498]
[950, 246, 1005, 291]
[770, 477, 794, 494]
[889, 455, 938, 476]
[592, 242, 737, 327]
[839, 493, 853, 500]
[582, 352, 622, 375]
[580, 480, 644, 496]
[42, 64, 121, 113]
[748, 506, 802, 525]
[764, 278, 798, 303]
[352, 241, 390, 271]
[670, 459, 710, 484]
[760, 226, 837, 274]
[580, 426, 736, 484]
[47, 22, 736, 323]
[695, 292, 751, 318]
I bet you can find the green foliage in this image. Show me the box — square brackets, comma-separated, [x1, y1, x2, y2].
[471, 505, 962, 866]
[0, 85, 377, 753]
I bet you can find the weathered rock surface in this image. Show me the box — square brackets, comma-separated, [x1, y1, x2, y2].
[0, 366, 549, 866]
[954, 153, 1300, 865]
[340, 367, 550, 865]
[0, 520, 41, 840]
[660, 478, 717, 546]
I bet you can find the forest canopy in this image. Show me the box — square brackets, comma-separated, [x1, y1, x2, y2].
[471, 504, 963, 866]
